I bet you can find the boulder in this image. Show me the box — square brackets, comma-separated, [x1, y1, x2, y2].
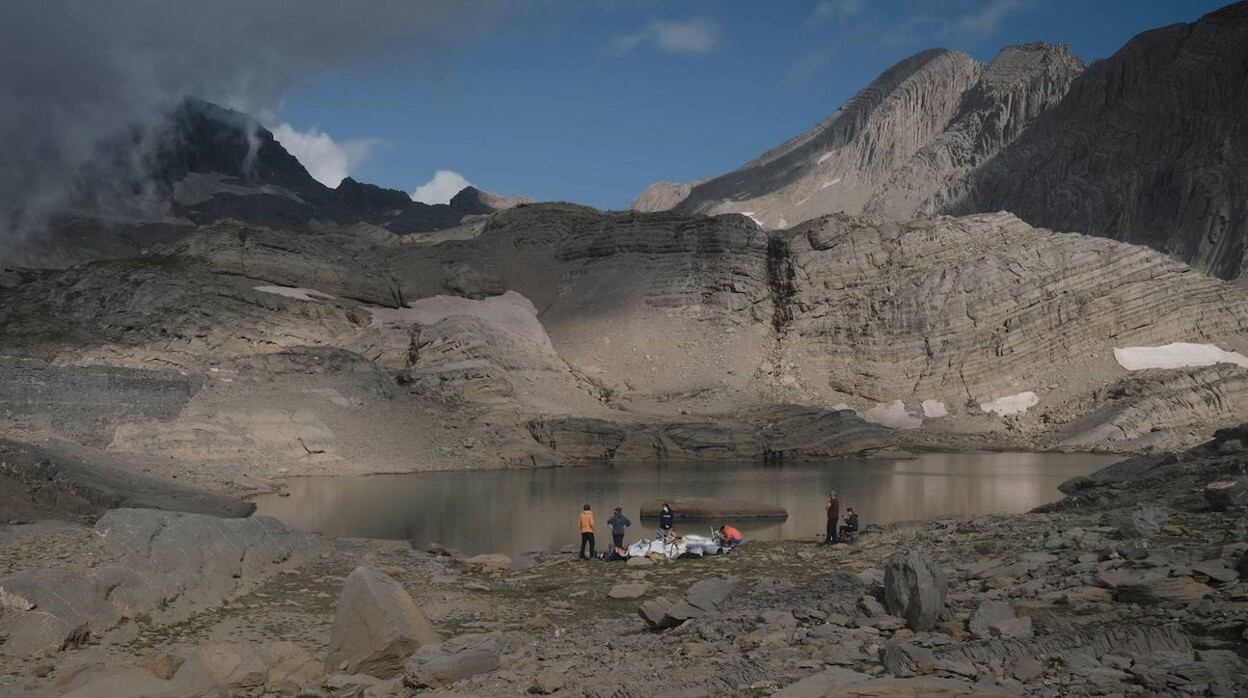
[638, 497, 787, 519]
[637, 578, 735, 630]
[883, 551, 948, 631]
[1106, 505, 1169, 538]
[403, 633, 502, 689]
[881, 643, 937, 677]
[685, 577, 735, 611]
[637, 596, 680, 630]
[967, 601, 1015, 639]
[1204, 479, 1248, 511]
[326, 567, 438, 678]
[462, 554, 511, 574]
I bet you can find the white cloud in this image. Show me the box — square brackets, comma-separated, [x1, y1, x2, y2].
[809, 0, 862, 27]
[945, 0, 1025, 39]
[411, 170, 472, 205]
[612, 18, 723, 55]
[271, 123, 378, 187]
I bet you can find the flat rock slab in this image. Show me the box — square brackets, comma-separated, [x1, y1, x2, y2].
[639, 497, 787, 519]
[608, 582, 651, 599]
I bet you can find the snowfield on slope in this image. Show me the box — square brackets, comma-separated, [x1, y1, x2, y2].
[1114, 343, 1248, 371]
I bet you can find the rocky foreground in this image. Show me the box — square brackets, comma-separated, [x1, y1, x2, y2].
[2, 429, 1246, 696]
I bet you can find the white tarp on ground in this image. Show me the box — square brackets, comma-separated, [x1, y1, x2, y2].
[626, 534, 724, 559]
[979, 391, 1039, 416]
[1114, 343, 1248, 371]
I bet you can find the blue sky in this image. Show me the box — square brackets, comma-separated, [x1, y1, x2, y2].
[273, 0, 1231, 209]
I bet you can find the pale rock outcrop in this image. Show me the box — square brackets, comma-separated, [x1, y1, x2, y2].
[326, 566, 438, 678]
[0, 508, 312, 658]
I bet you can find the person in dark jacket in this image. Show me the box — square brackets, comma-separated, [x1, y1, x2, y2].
[839, 507, 859, 542]
[659, 502, 674, 538]
[824, 491, 840, 545]
[607, 506, 631, 550]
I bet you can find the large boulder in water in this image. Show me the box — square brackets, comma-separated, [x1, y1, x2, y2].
[883, 550, 947, 632]
[639, 497, 787, 520]
[326, 566, 438, 678]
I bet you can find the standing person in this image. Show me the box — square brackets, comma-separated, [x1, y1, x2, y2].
[578, 504, 596, 559]
[825, 491, 840, 545]
[607, 506, 631, 551]
[659, 502, 674, 539]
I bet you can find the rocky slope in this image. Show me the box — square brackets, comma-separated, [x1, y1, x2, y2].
[3, 205, 1248, 495]
[3, 427, 1246, 696]
[950, 2, 1248, 280]
[638, 4, 1248, 279]
[641, 43, 1082, 230]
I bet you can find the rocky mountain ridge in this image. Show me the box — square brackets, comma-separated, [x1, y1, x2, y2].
[637, 3, 1248, 279]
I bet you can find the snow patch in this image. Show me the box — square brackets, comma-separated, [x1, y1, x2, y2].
[817, 177, 843, 190]
[864, 400, 922, 430]
[921, 400, 948, 419]
[979, 391, 1039, 416]
[254, 285, 335, 302]
[1113, 343, 1248, 371]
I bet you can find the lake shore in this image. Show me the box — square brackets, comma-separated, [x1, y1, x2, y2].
[2, 427, 1246, 696]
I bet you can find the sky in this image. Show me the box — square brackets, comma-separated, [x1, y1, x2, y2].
[0, 0, 1234, 222]
[274, 0, 1230, 208]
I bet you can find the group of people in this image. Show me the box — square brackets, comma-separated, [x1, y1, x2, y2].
[576, 493, 857, 558]
[824, 490, 859, 545]
[577, 502, 742, 560]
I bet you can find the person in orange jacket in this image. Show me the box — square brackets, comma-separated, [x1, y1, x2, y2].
[578, 503, 596, 559]
[718, 524, 742, 548]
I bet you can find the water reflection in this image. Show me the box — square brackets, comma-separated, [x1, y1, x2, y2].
[253, 452, 1118, 557]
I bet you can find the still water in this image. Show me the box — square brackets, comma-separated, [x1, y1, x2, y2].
[253, 452, 1118, 557]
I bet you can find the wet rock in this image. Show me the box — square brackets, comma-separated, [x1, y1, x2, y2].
[462, 554, 511, 574]
[608, 582, 651, 599]
[403, 633, 502, 689]
[326, 566, 438, 678]
[1205, 478, 1248, 511]
[883, 550, 948, 631]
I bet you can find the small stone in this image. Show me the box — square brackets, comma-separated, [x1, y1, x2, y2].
[608, 583, 650, 600]
[529, 669, 565, 694]
[1011, 656, 1044, 682]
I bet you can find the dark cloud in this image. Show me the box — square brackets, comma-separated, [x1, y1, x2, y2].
[0, 0, 506, 247]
